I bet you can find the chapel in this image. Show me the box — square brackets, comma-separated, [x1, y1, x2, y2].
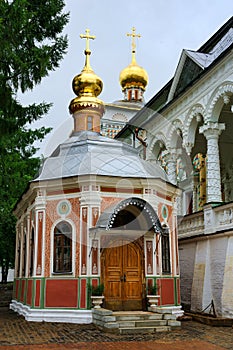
[10, 28, 182, 324]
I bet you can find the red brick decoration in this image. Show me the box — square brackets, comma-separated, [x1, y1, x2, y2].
[155, 234, 160, 273]
[92, 240, 98, 275]
[146, 241, 153, 274]
[92, 207, 99, 227]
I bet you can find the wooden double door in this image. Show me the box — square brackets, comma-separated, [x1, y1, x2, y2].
[102, 239, 145, 311]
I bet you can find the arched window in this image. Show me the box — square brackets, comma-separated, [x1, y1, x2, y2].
[87, 116, 93, 131]
[53, 221, 72, 273]
[161, 228, 171, 274]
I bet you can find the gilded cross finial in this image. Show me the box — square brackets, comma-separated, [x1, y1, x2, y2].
[80, 29, 96, 53]
[127, 27, 141, 53]
[80, 29, 95, 70]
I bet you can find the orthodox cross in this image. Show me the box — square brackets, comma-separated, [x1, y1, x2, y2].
[127, 27, 141, 53]
[80, 29, 96, 52]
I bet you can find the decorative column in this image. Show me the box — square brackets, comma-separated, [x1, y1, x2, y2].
[200, 123, 225, 203]
[192, 172, 199, 213]
[34, 190, 46, 277]
[25, 213, 31, 278]
[80, 185, 101, 276]
[19, 222, 24, 278]
[167, 148, 177, 185]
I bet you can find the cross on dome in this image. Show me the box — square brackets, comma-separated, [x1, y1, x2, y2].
[127, 27, 141, 54]
[80, 29, 96, 53]
[119, 26, 148, 101]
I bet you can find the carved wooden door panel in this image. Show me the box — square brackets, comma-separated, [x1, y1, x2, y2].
[103, 240, 143, 311]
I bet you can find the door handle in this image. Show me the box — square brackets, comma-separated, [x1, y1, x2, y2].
[120, 274, 126, 282]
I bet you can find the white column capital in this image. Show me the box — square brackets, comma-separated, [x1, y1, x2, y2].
[182, 141, 194, 155]
[199, 122, 225, 140]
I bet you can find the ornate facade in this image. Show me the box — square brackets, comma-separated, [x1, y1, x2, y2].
[10, 29, 182, 323]
[117, 17, 233, 317]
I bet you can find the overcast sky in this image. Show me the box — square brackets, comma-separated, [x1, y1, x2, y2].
[19, 0, 233, 156]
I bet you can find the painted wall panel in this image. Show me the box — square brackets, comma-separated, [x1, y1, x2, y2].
[35, 280, 41, 307]
[26, 280, 33, 306]
[159, 278, 174, 305]
[45, 279, 78, 308]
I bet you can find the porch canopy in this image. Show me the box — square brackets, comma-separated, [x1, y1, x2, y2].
[89, 197, 164, 248]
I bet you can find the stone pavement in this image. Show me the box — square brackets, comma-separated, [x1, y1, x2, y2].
[0, 307, 232, 350]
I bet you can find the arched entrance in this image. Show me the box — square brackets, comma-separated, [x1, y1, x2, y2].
[99, 198, 163, 311]
[102, 238, 144, 311]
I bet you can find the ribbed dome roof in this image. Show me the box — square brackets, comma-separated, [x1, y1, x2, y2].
[34, 131, 168, 182]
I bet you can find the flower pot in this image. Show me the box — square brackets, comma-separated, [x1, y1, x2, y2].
[91, 295, 104, 309]
[147, 295, 160, 307]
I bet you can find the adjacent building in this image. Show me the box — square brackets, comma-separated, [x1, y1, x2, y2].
[117, 17, 233, 318]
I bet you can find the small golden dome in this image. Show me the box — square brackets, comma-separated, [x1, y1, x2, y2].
[120, 27, 148, 92]
[119, 60, 148, 91]
[72, 59, 103, 98]
[69, 29, 104, 115]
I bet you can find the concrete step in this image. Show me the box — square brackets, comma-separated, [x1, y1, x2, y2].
[119, 325, 171, 334]
[92, 309, 180, 334]
[117, 319, 167, 328]
[114, 311, 163, 322]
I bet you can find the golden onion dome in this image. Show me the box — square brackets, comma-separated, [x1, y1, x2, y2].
[69, 29, 104, 114]
[119, 58, 148, 91]
[120, 27, 148, 92]
[72, 58, 103, 98]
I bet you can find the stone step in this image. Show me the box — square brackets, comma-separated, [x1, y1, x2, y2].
[114, 313, 163, 322]
[118, 319, 167, 328]
[119, 326, 171, 334]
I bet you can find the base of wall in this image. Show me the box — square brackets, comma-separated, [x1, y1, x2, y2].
[10, 300, 92, 324]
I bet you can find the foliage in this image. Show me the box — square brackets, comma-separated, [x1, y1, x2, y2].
[147, 283, 159, 295]
[0, 0, 69, 283]
[88, 283, 104, 296]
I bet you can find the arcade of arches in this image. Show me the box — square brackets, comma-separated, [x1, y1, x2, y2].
[148, 90, 233, 216]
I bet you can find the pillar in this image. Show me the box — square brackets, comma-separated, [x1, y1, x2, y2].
[167, 148, 177, 185]
[192, 172, 199, 213]
[200, 123, 225, 203]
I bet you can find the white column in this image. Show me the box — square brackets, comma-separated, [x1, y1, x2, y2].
[167, 148, 177, 185]
[192, 172, 199, 213]
[19, 222, 24, 278]
[14, 225, 20, 278]
[200, 123, 225, 203]
[25, 214, 31, 278]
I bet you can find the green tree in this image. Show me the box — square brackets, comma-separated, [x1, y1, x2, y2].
[0, 0, 69, 283]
